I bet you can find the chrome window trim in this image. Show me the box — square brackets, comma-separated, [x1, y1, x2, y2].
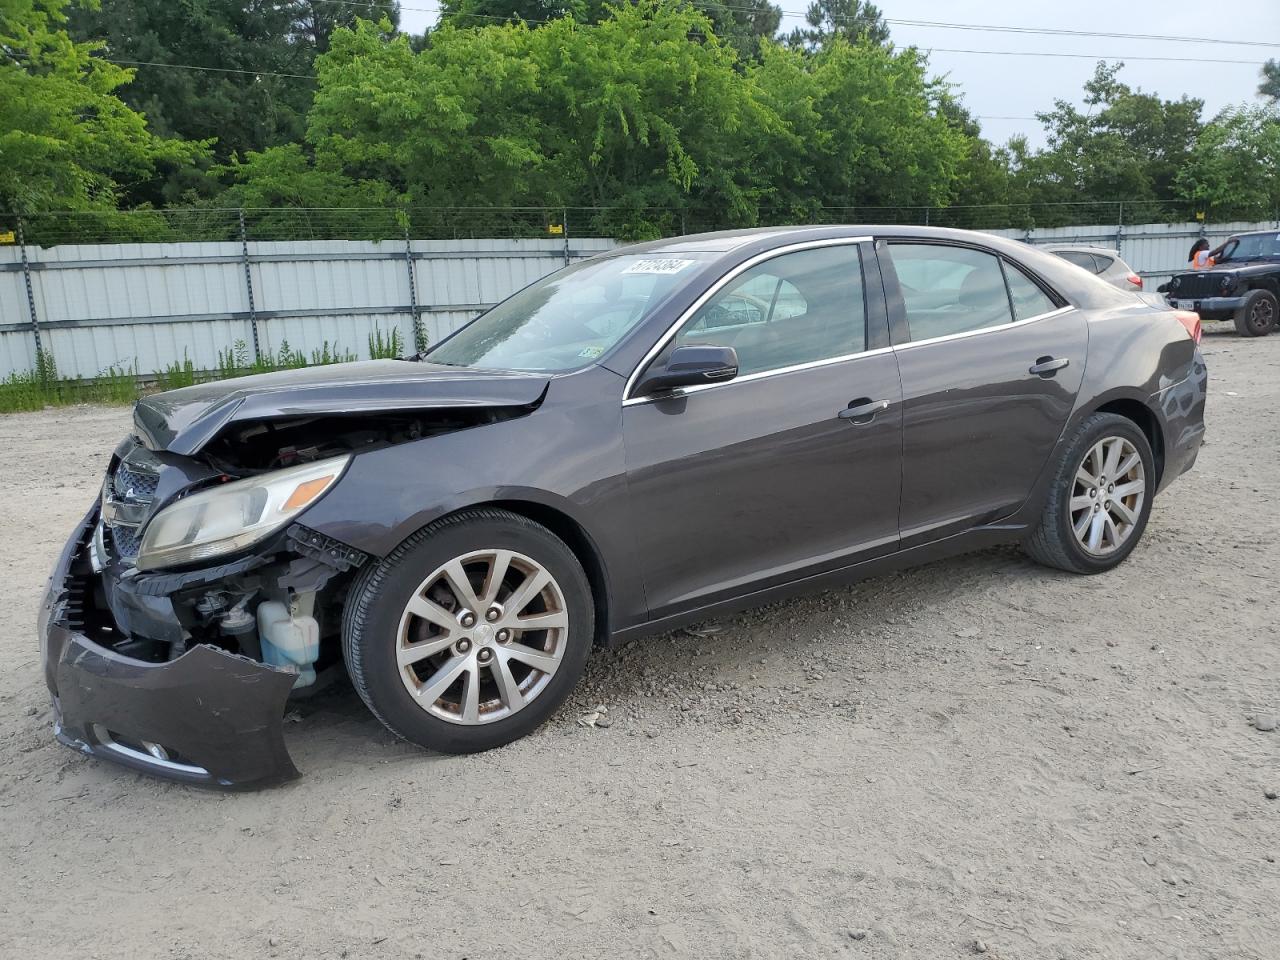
[622, 345, 894, 407]
[892, 304, 1076, 352]
[622, 236, 874, 403]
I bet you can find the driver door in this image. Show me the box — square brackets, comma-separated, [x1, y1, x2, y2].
[620, 241, 903, 621]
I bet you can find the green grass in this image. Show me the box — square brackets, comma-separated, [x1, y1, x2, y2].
[0, 327, 407, 414]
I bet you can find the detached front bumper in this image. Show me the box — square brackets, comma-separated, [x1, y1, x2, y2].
[39, 508, 300, 789]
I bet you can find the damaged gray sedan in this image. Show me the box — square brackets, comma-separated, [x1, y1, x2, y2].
[40, 226, 1207, 787]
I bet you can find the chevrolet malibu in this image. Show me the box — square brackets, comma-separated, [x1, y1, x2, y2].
[40, 226, 1207, 787]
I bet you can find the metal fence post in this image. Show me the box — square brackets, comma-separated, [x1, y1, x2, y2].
[562, 208, 571, 267]
[237, 209, 262, 361]
[404, 226, 425, 355]
[1116, 202, 1124, 256]
[16, 216, 45, 374]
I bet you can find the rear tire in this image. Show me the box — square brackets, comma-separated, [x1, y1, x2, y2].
[1233, 289, 1277, 337]
[1024, 413, 1155, 574]
[342, 509, 594, 754]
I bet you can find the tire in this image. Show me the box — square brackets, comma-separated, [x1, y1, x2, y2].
[342, 508, 594, 754]
[1024, 413, 1155, 574]
[1233, 289, 1277, 337]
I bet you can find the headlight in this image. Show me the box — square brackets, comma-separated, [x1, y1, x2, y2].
[135, 456, 350, 570]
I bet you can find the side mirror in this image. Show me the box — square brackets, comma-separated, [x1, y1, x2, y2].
[634, 343, 739, 396]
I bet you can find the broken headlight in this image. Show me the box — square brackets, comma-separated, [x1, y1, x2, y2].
[135, 456, 350, 571]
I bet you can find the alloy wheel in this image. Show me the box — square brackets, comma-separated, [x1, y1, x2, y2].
[396, 549, 569, 724]
[1069, 436, 1146, 557]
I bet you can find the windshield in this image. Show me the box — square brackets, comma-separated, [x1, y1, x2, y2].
[425, 253, 712, 371]
[1221, 233, 1280, 262]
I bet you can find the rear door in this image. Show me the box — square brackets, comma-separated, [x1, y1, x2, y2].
[881, 240, 1088, 547]
[621, 240, 903, 620]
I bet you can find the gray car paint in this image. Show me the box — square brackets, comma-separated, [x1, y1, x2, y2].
[39, 225, 1206, 787]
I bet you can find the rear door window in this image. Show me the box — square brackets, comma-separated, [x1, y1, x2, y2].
[1002, 262, 1059, 320]
[888, 243, 1014, 341]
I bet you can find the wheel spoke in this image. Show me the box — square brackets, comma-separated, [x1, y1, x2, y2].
[512, 610, 569, 632]
[416, 654, 471, 704]
[1089, 441, 1106, 477]
[1075, 465, 1098, 487]
[480, 550, 513, 606]
[490, 655, 524, 711]
[405, 594, 458, 632]
[1069, 494, 1094, 512]
[1073, 509, 1092, 539]
[1113, 479, 1144, 498]
[1102, 512, 1120, 549]
[1114, 451, 1140, 479]
[1086, 511, 1106, 552]
[1103, 438, 1123, 478]
[440, 559, 482, 611]
[1109, 498, 1137, 526]
[398, 634, 456, 667]
[460, 664, 480, 723]
[504, 568, 552, 617]
[504, 642, 559, 674]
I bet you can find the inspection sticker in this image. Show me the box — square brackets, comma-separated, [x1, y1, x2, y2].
[622, 258, 696, 275]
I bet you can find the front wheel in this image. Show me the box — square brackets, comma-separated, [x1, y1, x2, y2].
[1233, 289, 1277, 337]
[1024, 413, 1155, 574]
[342, 509, 594, 754]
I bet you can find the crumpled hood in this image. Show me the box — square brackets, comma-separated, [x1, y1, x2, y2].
[133, 360, 550, 455]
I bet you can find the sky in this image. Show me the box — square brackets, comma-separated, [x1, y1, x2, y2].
[396, 0, 1280, 150]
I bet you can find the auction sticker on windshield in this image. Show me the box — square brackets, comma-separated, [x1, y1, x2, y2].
[622, 258, 696, 275]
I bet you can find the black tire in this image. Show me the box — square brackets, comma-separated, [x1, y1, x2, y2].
[1024, 412, 1155, 574]
[342, 508, 593, 754]
[1233, 289, 1277, 337]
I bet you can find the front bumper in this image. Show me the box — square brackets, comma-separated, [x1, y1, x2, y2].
[40, 508, 300, 789]
[1167, 295, 1245, 316]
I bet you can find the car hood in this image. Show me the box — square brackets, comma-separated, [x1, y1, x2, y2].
[1207, 261, 1279, 278]
[133, 360, 550, 455]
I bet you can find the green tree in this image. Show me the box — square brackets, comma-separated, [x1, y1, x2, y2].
[1260, 58, 1280, 102]
[1025, 62, 1203, 222]
[68, 0, 398, 198]
[785, 0, 888, 52]
[1175, 105, 1280, 220]
[0, 0, 204, 217]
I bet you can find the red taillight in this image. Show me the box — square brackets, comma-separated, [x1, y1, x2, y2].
[1174, 310, 1202, 344]
[1126, 273, 1143, 289]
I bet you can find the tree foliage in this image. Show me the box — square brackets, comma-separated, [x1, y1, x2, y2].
[785, 0, 888, 52]
[0, 0, 205, 215]
[1174, 105, 1280, 219]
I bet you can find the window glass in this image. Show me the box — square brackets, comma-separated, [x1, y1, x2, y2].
[426, 253, 710, 372]
[889, 244, 1013, 340]
[1220, 233, 1280, 261]
[1091, 254, 1115, 274]
[1056, 250, 1095, 270]
[666, 245, 865, 377]
[1003, 262, 1059, 320]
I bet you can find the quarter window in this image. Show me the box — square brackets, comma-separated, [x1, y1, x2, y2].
[664, 245, 866, 378]
[888, 243, 1013, 340]
[1002, 262, 1059, 320]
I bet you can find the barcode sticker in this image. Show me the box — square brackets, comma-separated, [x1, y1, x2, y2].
[622, 258, 696, 275]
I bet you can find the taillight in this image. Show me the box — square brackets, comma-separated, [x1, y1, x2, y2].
[1126, 273, 1143, 289]
[1174, 310, 1202, 344]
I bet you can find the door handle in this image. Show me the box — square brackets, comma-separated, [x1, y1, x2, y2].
[1029, 356, 1070, 377]
[838, 398, 890, 422]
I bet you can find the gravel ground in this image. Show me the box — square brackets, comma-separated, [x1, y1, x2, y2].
[1, 328, 1277, 960]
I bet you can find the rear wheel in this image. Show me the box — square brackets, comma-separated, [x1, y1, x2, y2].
[343, 509, 593, 753]
[1024, 413, 1155, 574]
[1233, 289, 1277, 337]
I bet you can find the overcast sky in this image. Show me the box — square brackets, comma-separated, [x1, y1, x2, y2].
[396, 0, 1280, 149]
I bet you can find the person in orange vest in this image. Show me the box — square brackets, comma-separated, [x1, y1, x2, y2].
[1188, 238, 1215, 270]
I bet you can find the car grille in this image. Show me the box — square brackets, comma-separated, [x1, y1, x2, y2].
[103, 446, 161, 564]
[1172, 273, 1230, 299]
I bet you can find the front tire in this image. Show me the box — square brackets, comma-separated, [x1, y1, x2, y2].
[1024, 413, 1155, 574]
[342, 509, 594, 754]
[1233, 289, 1277, 337]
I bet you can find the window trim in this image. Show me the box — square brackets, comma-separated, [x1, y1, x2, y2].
[623, 236, 874, 405]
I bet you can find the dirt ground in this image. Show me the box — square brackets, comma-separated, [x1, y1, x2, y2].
[1, 327, 1277, 960]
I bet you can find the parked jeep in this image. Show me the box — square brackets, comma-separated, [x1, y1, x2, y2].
[1160, 231, 1280, 337]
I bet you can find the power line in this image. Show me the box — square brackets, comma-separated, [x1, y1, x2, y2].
[104, 58, 318, 81]
[327, 0, 1280, 49]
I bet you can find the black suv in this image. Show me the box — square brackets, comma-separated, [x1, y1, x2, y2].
[1160, 231, 1280, 337]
